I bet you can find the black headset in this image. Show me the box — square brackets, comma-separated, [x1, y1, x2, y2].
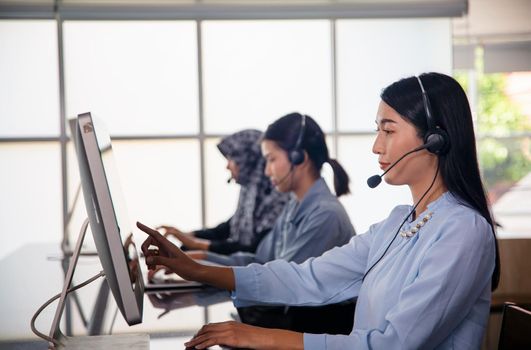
[363, 77, 451, 281]
[416, 76, 450, 155]
[288, 113, 307, 166]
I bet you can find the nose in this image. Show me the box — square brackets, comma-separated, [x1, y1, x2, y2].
[372, 133, 384, 155]
[264, 161, 271, 177]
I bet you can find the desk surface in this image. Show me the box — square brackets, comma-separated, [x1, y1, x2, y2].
[0, 243, 234, 348]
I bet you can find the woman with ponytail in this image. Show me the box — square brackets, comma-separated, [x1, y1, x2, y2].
[188, 112, 356, 268]
[163, 113, 356, 335]
[235, 113, 356, 334]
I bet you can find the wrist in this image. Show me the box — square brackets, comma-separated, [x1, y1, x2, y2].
[268, 329, 304, 350]
[190, 259, 208, 282]
[193, 238, 210, 251]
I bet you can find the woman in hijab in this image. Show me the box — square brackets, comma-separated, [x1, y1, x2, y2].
[159, 129, 290, 256]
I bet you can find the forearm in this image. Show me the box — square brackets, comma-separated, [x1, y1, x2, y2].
[205, 251, 257, 267]
[208, 240, 253, 254]
[194, 219, 231, 240]
[194, 264, 236, 291]
[193, 237, 210, 250]
[175, 232, 210, 250]
[233, 253, 362, 308]
[266, 329, 304, 350]
[208, 228, 271, 254]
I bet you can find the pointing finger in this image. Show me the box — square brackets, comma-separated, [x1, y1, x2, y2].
[141, 235, 157, 256]
[137, 221, 171, 249]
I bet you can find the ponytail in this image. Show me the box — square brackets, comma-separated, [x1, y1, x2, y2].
[327, 158, 350, 197]
[265, 113, 352, 197]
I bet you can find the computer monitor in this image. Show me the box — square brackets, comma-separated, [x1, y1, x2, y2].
[70, 112, 144, 325]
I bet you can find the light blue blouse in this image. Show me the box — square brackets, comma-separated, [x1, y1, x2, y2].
[232, 192, 496, 349]
[205, 178, 355, 266]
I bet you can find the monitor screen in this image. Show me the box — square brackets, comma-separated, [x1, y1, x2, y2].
[72, 112, 144, 325]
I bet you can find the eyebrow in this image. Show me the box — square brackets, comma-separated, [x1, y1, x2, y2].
[375, 118, 398, 126]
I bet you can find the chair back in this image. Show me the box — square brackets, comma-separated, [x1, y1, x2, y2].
[498, 302, 531, 349]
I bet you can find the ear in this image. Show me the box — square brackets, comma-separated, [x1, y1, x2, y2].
[301, 150, 311, 167]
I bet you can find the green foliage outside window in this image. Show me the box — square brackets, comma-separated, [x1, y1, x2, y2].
[454, 71, 531, 193]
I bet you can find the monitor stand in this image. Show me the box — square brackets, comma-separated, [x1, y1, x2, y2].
[48, 218, 149, 349]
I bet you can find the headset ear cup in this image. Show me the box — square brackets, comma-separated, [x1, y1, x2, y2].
[424, 128, 450, 155]
[289, 150, 305, 165]
[289, 113, 306, 166]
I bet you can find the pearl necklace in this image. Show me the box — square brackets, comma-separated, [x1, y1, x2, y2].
[400, 212, 433, 238]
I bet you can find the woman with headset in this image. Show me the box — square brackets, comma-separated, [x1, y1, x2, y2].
[138, 73, 499, 349]
[157, 129, 290, 256]
[190, 112, 355, 267]
[186, 113, 356, 334]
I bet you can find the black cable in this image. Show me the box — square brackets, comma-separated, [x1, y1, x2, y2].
[30, 270, 105, 348]
[362, 161, 441, 282]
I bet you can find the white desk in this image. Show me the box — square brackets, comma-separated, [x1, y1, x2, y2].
[0, 243, 234, 349]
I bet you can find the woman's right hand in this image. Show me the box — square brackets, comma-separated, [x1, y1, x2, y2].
[156, 224, 187, 238]
[137, 221, 236, 291]
[156, 224, 210, 250]
[137, 221, 199, 281]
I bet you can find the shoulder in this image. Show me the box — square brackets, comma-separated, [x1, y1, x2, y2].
[431, 196, 494, 247]
[309, 192, 348, 219]
[444, 196, 491, 232]
[292, 194, 350, 234]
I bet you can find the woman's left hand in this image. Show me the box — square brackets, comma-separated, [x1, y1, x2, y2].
[185, 321, 268, 349]
[185, 321, 303, 350]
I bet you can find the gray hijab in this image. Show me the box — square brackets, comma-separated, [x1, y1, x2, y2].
[217, 129, 289, 246]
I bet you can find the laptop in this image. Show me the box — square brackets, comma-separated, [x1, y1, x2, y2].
[140, 257, 205, 291]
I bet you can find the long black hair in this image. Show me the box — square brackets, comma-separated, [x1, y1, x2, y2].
[381, 72, 500, 291]
[263, 112, 350, 197]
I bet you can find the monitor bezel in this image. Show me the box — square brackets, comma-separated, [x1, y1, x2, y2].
[74, 112, 144, 326]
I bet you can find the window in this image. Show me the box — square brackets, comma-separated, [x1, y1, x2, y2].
[63, 21, 199, 136]
[202, 20, 333, 133]
[0, 20, 60, 136]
